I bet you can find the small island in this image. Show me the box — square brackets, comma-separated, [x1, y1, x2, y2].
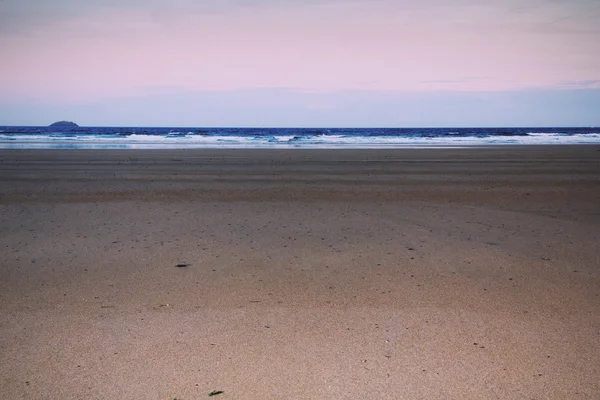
[49, 121, 79, 127]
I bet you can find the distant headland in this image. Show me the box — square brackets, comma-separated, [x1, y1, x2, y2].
[49, 121, 79, 127]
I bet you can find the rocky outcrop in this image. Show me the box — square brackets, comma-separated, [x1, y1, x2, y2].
[49, 121, 79, 127]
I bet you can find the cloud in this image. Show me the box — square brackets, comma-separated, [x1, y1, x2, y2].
[420, 80, 469, 84]
[0, 0, 372, 30]
[1, 0, 598, 98]
[559, 80, 600, 89]
[3, 0, 599, 36]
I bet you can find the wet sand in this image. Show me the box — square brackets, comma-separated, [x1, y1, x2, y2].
[1, 146, 599, 399]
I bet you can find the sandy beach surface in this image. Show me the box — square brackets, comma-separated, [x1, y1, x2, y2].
[1, 146, 599, 399]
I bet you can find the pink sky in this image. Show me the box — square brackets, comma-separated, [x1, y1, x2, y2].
[0, 0, 599, 126]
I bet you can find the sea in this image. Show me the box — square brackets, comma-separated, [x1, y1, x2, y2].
[0, 126, 599, 149]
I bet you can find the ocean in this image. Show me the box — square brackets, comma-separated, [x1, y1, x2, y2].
[1, 126, 599, 149]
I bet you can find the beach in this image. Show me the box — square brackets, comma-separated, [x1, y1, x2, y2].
[1, 146, 599, 399]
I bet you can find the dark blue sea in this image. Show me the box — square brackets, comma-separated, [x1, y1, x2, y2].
[1, 126, 599, 149]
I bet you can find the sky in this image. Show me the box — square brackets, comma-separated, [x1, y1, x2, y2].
[1, 0, 599, 127]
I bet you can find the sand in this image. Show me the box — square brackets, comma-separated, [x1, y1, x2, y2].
[0, 146, 599, 399]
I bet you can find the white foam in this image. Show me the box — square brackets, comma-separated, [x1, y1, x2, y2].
[271, 135, 297, 142]
[1, 132, 600, 149]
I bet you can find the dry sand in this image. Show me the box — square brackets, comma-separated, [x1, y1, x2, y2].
[0, 146, 599, 399]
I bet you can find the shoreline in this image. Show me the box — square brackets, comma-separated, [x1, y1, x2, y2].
[2, 143, 600, 150]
